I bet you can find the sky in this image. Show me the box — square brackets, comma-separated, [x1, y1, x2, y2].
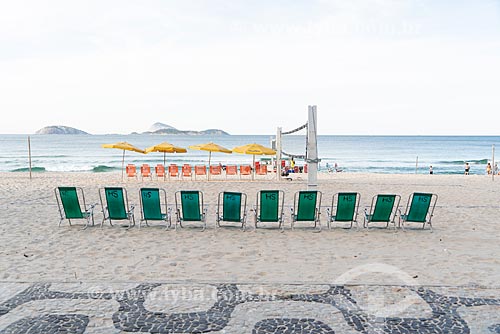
[1, 0, 499, 135]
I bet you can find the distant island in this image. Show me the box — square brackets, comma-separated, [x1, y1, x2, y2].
[35, 126, 89, 135]
[132, 122, 229, 135]
[35, 122, 229, 135]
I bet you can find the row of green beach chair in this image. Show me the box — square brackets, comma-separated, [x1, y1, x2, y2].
[55, 187, 437, 232]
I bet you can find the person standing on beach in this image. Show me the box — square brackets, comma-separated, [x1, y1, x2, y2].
[486, 162, 492, 175]
[429, 165, 433, 174]
[465, 162, 470, 175]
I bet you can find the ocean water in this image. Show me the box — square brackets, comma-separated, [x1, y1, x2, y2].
[0, 134, 499, 175]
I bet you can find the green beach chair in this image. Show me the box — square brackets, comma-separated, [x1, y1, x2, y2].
[290, 190, 322, 231]
[398, 192, 438, 231]
[326, 192, 360, 229]
[364, 194, 401, 229]
[139, 188, 171, 229]
[99, 187, 135, 228]
[254, 190, 285, 230]
[55, 186, 96, 229]
[174, 190, 207, 231]
[216, 191, 247, 230]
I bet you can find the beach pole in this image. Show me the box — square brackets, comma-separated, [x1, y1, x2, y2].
[208, 151, 211, 181]
[121, 150, 125, 181]
[276, 127, 282, 181]
[415, 156, 418, 174]
[307, 105, 318, 190]
[28, 136, 32, 180]
[492, 145, 495, 181]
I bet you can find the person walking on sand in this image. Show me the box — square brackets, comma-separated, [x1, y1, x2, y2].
[486, 162, 492, 175]
[429, 165, 433, 174]
[464, 162, 470, 175]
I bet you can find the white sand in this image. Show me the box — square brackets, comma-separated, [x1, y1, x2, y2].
[1, 171, 499, 287]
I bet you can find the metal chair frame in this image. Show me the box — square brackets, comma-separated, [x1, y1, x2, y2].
[99, 187, 135, 229]
[139, 188, 171, 229]
[326, 192, 361, 229]
[290, 190, 322, 231]
[398, 193, 438, 231]
[55, 186, 96, 229]
[174, 190, 207, 231]
[364, 194, 401, 229]
[254, 190, 285, 230]
[216, 191, 248, 230]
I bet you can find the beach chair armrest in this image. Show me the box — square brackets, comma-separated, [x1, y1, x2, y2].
[87, 202, 98, 214]
[128, 204, 135, 217]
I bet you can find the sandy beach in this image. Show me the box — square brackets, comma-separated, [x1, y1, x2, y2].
[1, 171, 499, 288]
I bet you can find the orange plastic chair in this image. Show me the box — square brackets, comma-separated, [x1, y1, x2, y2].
[194, 165, 207, 180]
[126, 164, 137, 179]
[182, 164, 192, 179]
[155, 164, 165, 179]
[168, 164, 179, 179]
[140, 164, 152, 180]
[210, 165, 222, 177]
[256, 164, 268, 175]
[240, 165, 251, 178]
[304, 164, 308, 173]
[225, 165, 237, 178]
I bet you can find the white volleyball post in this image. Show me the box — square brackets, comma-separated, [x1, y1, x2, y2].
[307, 105, 318, 189]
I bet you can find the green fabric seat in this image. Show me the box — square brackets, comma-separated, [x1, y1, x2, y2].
[255, 190, 285, 230]
[139, 188, 170, 228]
[327, 192, 360, 229]
[175, 190, 207, 230]
[99, 187, 135, 228]
[291, 190, 322, 231]
[55, 186, 96, 229]
[399, 193, 438, 230]
[364, 194, 401, 229]
[216, 191, 247, 230]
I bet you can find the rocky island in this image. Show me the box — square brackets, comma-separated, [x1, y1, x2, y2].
[35, 126, 89, 135]
[133, 122, 229, 135]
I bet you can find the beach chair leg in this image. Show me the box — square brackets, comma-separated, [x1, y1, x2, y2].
[83, 215, 92, 230]
[314, 216, 321, 232]
[254, 209, 258, 229]
[126, 213, 135, 230]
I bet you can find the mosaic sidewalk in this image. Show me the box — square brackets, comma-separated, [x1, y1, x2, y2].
[0, 282, 499, 333]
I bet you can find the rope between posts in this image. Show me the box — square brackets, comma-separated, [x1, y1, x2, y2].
[282, 123, 307, 135]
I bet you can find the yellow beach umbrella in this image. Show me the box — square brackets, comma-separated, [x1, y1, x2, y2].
[232, 143, 276, 180]
[145, 142, 187, 166]
[101, 141, 146, 180]
[188, 142, 232, 180]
